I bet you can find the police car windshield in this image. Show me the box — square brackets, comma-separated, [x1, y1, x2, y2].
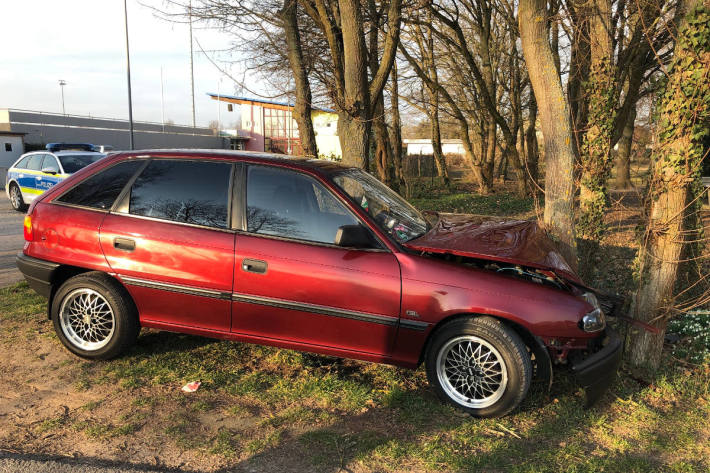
[58, 154, 104, 174]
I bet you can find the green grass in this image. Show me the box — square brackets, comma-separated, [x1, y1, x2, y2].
[3, 206, 708, 473]
[409, 188, 535, 217]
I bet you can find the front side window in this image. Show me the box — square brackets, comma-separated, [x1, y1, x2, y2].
[246, 166, 358, 244]
[128, 159, 231, 229]
[332, 169, 427, 243]
[56, 160, 144, 210]
[41, 155, 60, 173]
[57, 154, 104, 174]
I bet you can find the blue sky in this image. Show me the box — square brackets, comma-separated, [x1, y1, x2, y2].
[0, 0, 253, 127]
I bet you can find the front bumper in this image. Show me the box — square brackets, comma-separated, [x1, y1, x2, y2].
[16, 252, 59, 298]
[570, 327, 623, 406]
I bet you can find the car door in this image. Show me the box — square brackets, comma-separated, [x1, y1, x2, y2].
[231, 164, 401, 356]
[36, 154, 63, 192]
[16, 153, 45, 200]
[99, 158, 236, 332]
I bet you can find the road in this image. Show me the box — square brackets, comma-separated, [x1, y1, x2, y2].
[0, 192, 24, 288]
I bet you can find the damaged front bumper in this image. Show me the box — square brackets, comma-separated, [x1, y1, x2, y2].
[570, 327, 623, 406]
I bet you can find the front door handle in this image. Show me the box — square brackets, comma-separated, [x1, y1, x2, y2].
[114, 237, 136, 252]
[242, 258, 267, 274]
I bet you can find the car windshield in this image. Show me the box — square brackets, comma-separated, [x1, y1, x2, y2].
[58, 154, 104, 174]
[332, 169, 428, 243]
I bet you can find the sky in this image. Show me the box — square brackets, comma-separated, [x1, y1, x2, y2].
[0, 0, 254, 128]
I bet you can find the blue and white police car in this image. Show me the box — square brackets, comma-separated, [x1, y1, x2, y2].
[5, 143, 106, 211]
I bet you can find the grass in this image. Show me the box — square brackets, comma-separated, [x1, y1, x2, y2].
[407, 181, 536, 217]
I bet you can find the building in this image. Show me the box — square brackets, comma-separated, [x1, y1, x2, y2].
[0, 108, 231, 153]
[0, 131, 25, 183]
[403, 138, 465, 156]
[208, 94, 341, 158]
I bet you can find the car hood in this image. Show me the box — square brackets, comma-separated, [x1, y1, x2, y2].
[404, 213, 581, 283]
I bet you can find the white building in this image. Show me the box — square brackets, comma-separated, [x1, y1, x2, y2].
[0, 131, 25, 184]
[404, 138, 465, 156]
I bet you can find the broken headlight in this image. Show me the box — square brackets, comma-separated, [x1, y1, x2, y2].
[580, 292, 606, 332]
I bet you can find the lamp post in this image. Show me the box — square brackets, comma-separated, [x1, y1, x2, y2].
[58, 80, 66, 115]
[123, 0, 135, 150]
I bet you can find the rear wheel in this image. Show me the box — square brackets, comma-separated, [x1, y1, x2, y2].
[51, 272, 139, 359]
[425, 316, 532, 417]
[9, 183, 27, 212]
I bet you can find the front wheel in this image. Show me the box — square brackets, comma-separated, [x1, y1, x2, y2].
[51, 272, 139, 360]
[9, 184, 27, 212]
[425, 316, 532, 417]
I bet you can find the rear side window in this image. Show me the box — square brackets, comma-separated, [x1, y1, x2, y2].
[246, 166, 358, 244]
[56, 160, 144, 210]
[128, 160, 232, 229]
[13, 156, 31, 169]
[26, 154, 44, 171]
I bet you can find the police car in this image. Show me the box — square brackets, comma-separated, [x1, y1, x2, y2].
[5, 143, 106, 211]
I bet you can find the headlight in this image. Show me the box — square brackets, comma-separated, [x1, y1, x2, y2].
[581, 308, 606, 332]
[580, 292, 605, 332]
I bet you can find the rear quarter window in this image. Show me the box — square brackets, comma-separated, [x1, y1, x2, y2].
[12, 155, 31, 169]
[55, 160, 144, 210]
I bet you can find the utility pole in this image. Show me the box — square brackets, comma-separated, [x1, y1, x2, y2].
[58, 80, 67, 115]
[160, 66, 165, 133]
[189, 0, 196, 129]
[124, 0, 135, 150]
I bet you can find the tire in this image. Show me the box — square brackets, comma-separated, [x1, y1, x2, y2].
[51, 272, 139, 360]
[425, 316, 532, 418]
[8, 183, 27, 212]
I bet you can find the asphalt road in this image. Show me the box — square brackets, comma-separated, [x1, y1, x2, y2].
[0, 192, 25, 288]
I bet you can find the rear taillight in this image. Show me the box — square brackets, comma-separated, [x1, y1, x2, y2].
[23, 215, 33, 241]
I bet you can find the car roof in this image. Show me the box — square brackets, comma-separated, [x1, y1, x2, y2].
[111, 149, 356, 176]
[53, 150, 106, 156]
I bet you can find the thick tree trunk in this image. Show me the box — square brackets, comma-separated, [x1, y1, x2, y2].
[579, 0, 616, 239]
[614, 106, 635, 189]
[279, 0, 318, 157]
[628, 0, 709, 370]
[519, 0, 579, 270]
[338, 0, 371, 168]
[567, 0, 590, 158]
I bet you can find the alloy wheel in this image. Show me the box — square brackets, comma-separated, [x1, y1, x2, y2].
[436, 335, 508, 409]
[59, 288, 115, 351]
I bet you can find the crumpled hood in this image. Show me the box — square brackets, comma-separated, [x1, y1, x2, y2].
[404, 213, 580, 283]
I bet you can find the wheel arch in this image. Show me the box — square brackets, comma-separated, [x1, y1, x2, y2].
[47, 266, 136, 320]
[418, 312, 552, 389]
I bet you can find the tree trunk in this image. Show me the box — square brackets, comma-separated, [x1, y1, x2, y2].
[279, 0, 318, 157]
[425, 18, 449, 186]
[525, 92, 540, 186]
[614, 105, 635, 189]
[519, 0, 579, 270]
[628, 0, 709, 370]
[338, 0, 371, 168]
[567, 0, 590, 159]
[390, 61, 405, 192]
[579, 0, 616, 239]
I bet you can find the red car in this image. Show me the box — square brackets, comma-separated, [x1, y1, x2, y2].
[16, 150, 621, 417]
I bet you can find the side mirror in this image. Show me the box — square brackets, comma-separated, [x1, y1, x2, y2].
[335, 224, 376, 248]
[41, 167, 58, 175]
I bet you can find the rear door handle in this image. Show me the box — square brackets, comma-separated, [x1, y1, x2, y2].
[242, 258, 267, 274]
[114, 237, 136, 252]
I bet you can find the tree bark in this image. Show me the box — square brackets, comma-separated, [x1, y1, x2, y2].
[519, 0, 579, 270]
[279, 0, 318, 157]
[390, 61, 405, 192]
[614, 105, 635, 189]
[579, 0, 616, 239]
[628, 0, 709, 370]
[525, 91, 540, 185]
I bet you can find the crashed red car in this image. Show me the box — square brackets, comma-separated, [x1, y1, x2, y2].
[17, 150, 622, 417]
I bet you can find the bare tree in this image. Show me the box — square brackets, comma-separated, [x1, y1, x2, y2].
[519, 0, 579, 269]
